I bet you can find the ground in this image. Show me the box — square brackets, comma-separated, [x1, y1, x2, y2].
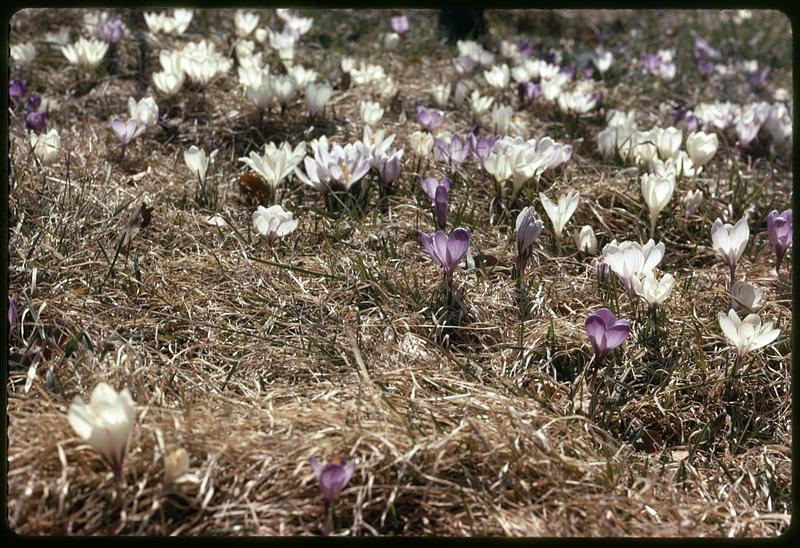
[5, 8, 793, 536]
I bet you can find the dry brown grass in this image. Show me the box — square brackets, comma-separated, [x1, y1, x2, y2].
[6, 8, 792, 536]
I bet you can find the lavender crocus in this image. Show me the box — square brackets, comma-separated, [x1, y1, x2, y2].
[432, 186, 449, 230]
[767, 209, 792, 275]
[377, 149, 403, 185]
[641, 54, 662, 73]
[518, 82, 541, 105]
[697, 59, 715, 76]
[26, 92, 42, 113]
[467, 133, 499, 168]
[26, 110, 48, 133]
[517, 41, 534, 58]
[111, 117, 146, 146]
[433, 134, 472, 166]
[585, 308, 630, 366]
[515, 207, 544, 278]
[420, 227, 471, 287]
[419, 176, 451, 201]
[9, 79, 26, 103]
[391, 15, 409, 35]
[97, 17, 126, 44]
[693, 37, 720, 59]
[416, 106, 445, 131]
[309, 456, 356, 504]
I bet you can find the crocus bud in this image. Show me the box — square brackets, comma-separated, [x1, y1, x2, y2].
[585, 308, 629, 366]
[718, 309, 780, 359]
[574, 225, 597, 254]
[67, 382, 136, 485]
[685, 131, 718, 167]
[184, 145, 217, 189]
[8, 79, 26, 103]
[25, 110, 48, 134]
[383, 32, 400, 51]
[164, 448, 190, 484]
[310, 456, 356, 503]
[305, 82, 333, 116]
[631, 270, 675, 308]
[430, 83, 451, 108]
[359, 100, 383, 126]
[684, 189, 703, 215]
[766, 209, 792, 274]
[97, 17, 126, 44]
[377, 149, 403, 185]
[654, 126, 682, 160]
[539, 191, 579, 239]
[433, 185, 449, 230]
[30, 129, 60, 165]
[641, 173, 675, 236]
[128, 96, 159, 128]
[391, 15, 409, 35]
[711, 216, 750, 285]
[515, 206, 544, 276]
[730, 281, 764, 314]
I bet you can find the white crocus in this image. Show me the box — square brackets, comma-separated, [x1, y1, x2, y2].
[718, 309, 780, 358]
[409, 130, 434, 158]
[362, 125, 395, 162]
[153, 71, 184, 95]
[631, 270, 675, 307]
[384, 32, 400, 51]
[684, 189, 704, 215]
[164, 448, 191, 484]
[594, 49, 613, 74]
[234, 10, 260, 37]
[574, 225, 597, 254]
[61, 37, 109, 69]
[430, 83, 451, 108]
[640, 173, 675, 237]
[159, 50, 184, 74]
[635, 129, 659, 166]
[239, 142, 307, 194]
[294, 136, 372, 192]
[539, 191, 580, 239]
[359, 101, 384, 126]
[490, 104, 513, 135]
[484, 63, 511, 89]
[711, 216, 750, 283]
[11, 42, 36, 65]
[184, 146, 218, 190]
[270, 74, 297, 107]
[305, 82, 332, 116]
[730, 281, 764, 314]
[288, 65, 317, 89]
[685, 131, 719, 167]
[128, 97, 159, 128]
[602, 239, 665, 294]
[484, 152, 513, 184]
[67, 382, 135, 485]
[252, 205, 299, 244]
[30, 129, 61, 165]
[654, 127, 682, 160]
[470, 91, 494, 115]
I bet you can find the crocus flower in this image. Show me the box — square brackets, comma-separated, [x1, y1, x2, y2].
[185, 145, 218, 198]
[730, 281, 764, 314]
[164, 448, 190, 485]
[11, 42, 36, 65]
[697, 59, 716, 76]
[601, 239, 665, 295]
[419, 176, 451, 202]
[693, 37, 720, 59]
[518, 82, 541, 104]
[718, 309, 780, 359]
[685, 131, 718, 167]
[252, 204, 299, 244]
[26, 93, 43, 115]
[631, 270, 675, 309]
[30, 129, 60, 165]
[25, 110, 48, 134]
[409, 131, 434, 159]
[61, 37, 109, 69]
[767, 209, 792, 275]
[97, 17, 126, 44]
[468, 134, 500, 168]
[377, 149, 403, 185]
[574, 225, 597, 255]
[430, 83, 451, 108]
[640, 173, 675, 237]
[295, 136, 372, 192]
[310, 456, 356, 504]
[8, 297, 18, 342]
[420, 227, 471, 286]
[416, 106, 445, 131]
[67, 382, 136, 486]
[432, 186, 449, 230]
[153, 70, 184, 96]
[711, 216, 749, 287]
[9, 79, 26, 103]
[239, 141, 306, 195]
[433, 134, 472, 166]
[391, 15, 409, 35]
[359, 100, 383, 126]
[585, 308, 629, 366]
[539, 191, 579, 239]
[515, 206, 544, 277]
[305, 82, 333, 116]
[684, 189, 704, 215]
[128, 96, 159, 128]
[111, 117, 146, 148]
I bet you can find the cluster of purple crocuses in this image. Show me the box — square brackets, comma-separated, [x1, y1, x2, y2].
[9, 79, 48, 134]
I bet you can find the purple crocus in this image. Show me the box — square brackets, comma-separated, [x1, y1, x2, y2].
[309, 456, 356, 504]
[433, 134, 472, 166]
[26, 92, 42, 114]
[25, 110, 48, 133]
[518, 82, 541, 104]
[585, 308, 630, 366]
[693, 37, 720, 59]
[697, 59, 716, 76]
[111, 117, 146, 146]
[558, 65, 575, 79]
[641, 53, 662, 73]
[416, 106, 445, 131]
[97, 17, 126, 44]
[8, 297, 18, 342]
[419, 176, 451, 201]
[432, 186, 449, 230]
[9, 79, 26, 103]
[467, 134, 499, 168]
[767, 209, 792, 275]
[515, 207, 544, 277]
[420, 227, 471, 287]
[675, 106, 698, 132]
[454, 56, 477, 74]
[391, 15, 409, 35]
[747, 67, 770, 87]
[377, 149, 403, 185]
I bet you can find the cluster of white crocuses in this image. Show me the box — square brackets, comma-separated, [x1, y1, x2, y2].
[153, 41, 233, 95]
[691, 100, 792, 153]
[483, 136, 573, 197]
[144, 8, 194, 36]
[61, 36, 109, 70]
